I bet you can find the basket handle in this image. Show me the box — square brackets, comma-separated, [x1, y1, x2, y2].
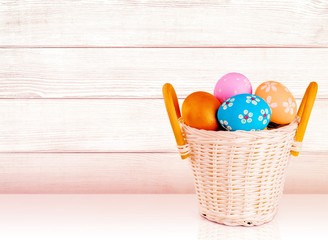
[291, 82, 318, 156]
[162, 83, 189, 159]
[163, 82, 317, 158]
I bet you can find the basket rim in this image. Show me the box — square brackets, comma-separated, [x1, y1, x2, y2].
[179, 117, 299, 138]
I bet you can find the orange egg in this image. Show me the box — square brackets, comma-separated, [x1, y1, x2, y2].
[255, 81, 297, 124]
[182, 91, 221, 130]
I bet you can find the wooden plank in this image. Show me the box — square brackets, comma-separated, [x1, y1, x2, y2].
[285, 152, 328, 194]
[0, 1, 327, 47]
[0, 153, 193, 194]
[0, 152, 326, 193]
[0, 99, 174, 152]
[0, 48, 327, 98]
[0, 99, 325, 152]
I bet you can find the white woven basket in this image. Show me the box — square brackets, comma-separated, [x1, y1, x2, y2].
[163, 82, 317, 226]
[180, 118, 298, 226]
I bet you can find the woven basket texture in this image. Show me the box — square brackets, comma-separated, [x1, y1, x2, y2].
[180, 118, 298, 226]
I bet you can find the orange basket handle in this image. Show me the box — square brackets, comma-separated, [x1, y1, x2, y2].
[291, 82, 318, 156]
[162, 83, 189, 159]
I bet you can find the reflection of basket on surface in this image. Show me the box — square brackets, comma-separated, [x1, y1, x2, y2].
[198, 218, 280, 240]
[163, 82, 317, 226]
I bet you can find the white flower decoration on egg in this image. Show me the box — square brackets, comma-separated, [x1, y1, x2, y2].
[238, 110, 253, 124]
[219, 120, 232, 130]
[222, 98, 235, 110]
[246, 95, 260, 105]
[260, 82, 278, 92]
[258, 109, 270, 125]
[266, 96, 278, 108]
[282, 97, 296, 114]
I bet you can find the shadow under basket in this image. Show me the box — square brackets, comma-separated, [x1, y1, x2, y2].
[163, 82, 317, 226]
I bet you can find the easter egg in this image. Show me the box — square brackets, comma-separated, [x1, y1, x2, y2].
[214, 72, 252, 102]
[182, 91, 221, 130]
[217, 94, 271, 131]
[255, 81, 297, 124]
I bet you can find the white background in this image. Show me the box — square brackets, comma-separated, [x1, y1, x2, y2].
[0, 0, 327, 193]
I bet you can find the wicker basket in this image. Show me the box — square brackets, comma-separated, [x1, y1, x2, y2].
[163, 82, 317, 226]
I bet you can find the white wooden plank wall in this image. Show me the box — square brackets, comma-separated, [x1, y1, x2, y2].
[0, 0, 327, 193]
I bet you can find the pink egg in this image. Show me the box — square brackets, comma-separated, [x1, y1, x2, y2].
[214, 72, 252, 102]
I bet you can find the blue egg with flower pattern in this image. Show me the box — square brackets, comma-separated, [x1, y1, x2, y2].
[217, 93, 271, 131]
